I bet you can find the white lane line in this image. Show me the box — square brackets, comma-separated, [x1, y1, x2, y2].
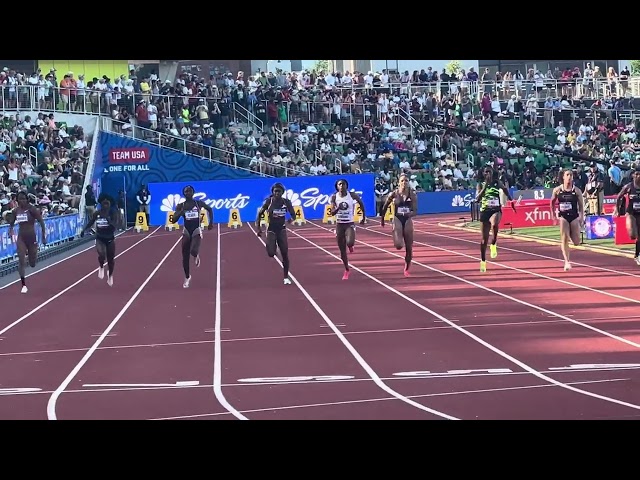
[359, 224, 640, 349]
[403, 222, 640, 308]
[291, 223, 640, 413]
[0, 228, 133, 290]
[418, 219, 640, 278]
[149, 378, 629, 421]
[0, 227, 162, 338]
[249, 224, 458, 420]
[214, 224, 248, 420]
[82, 381, 199, 388]
[46, 234, 182, 420]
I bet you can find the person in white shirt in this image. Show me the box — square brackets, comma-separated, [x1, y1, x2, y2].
[330, 178, 366, 280]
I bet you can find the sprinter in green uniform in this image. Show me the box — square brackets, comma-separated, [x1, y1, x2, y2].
[475, 165, 515, 272]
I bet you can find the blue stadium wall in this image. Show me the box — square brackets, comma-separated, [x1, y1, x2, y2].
[92, 131, 259, 223]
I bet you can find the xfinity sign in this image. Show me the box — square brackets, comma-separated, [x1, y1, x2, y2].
[524, 207, 553, 224]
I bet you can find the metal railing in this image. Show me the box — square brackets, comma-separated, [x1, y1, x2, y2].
[112, 120, 307, 178]
[0, 78, 638, 120]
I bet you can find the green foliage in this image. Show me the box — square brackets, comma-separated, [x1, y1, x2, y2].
[311, 60, 330, 74]
[445, 60, 462, 76]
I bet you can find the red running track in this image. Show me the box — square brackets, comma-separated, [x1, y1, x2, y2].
[0, 215, 639, 420]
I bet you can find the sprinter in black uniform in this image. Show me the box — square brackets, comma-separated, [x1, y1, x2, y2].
[255, 182, 297, 285]
[475, 165, 515, 272]
[614, 166, 640, 265]
[381, 173, 417, 277]
[8, 191, 47, 294]
[81, 193, 120, 286]
[171, 185, 214, 288]
[550, 168, 584, 271]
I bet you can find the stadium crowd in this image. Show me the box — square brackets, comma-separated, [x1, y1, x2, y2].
[1, 62, 639, 225]
[0, 111, 90, 225]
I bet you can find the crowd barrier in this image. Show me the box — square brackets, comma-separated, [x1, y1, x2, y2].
[0, 213, 80, 263]
[147, 173, 376, 227]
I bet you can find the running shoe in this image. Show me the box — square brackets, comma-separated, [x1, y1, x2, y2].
[348, 245, 354, 253]
[107, 275, 114, 287]
[635, 256, 640, 266]
[342, 270, 350, 280]
[21, 285, 28, 294]
[490, 244, 498, 258]
[564, 261, 572, 271]
[98, 265, 105, 279]
[195, 255, 201, 267]
[183, 276, 191, 288]
[283, 278, 292, 285]
[403, 268, 410, 277]
[480, 261, 487, 272]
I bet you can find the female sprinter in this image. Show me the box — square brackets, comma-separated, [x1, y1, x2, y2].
[331, 178, 366, 280]
[613, 166, 640, 265]
[171, 185, 214, 288]
[380, 173, 417, 277]
[255, 182, 297, 285]
[8, 191, 46, 294]
[81, 193, 120, 286]
[475, 165, 515, 272]
[550, 168, 585, 271]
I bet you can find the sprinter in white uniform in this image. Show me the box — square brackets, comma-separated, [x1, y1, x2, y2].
[330, 178, 366, 280]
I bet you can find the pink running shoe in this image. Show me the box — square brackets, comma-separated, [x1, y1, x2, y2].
[348, 245, 354, 253]
[342, 270, 350, 280]
[403, 269, 410, 277]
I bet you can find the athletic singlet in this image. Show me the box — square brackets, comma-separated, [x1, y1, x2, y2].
[334, 192, 355, 224]
[628, 184, 640, 215]
[480, 180, 502, 211]
[557, 186, 578, 217]
[394, 190, 413, 217]
[14, 209, 31, 224]
[268, 197, 290, 231]
[95, 213, 116, 239]
[182, 200, 202, 232]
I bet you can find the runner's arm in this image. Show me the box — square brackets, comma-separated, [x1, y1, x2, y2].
[31, 206, 47, 244]
[613, 183, 630, 217]
[349, 191, 366, 222]
[549, 186, 559, 218]
[199, 201, 214, 228]
[407, 190, 418, 218]
[255, 197, 271, 230]
[329, 193, 339, 216]
[575, 187, 585, 220]
[81, 211, 98, 236]
[285, 198, 296, 223]
[380, 192, 395, 226]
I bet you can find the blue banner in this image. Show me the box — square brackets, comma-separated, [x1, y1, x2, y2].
[92, 131, 260, 223]
[416, 189, 477, 215]
[0, 213, 80, 262]
[148, 174, 376, 226]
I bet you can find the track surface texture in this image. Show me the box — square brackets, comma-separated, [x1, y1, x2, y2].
[0, 215, 639, 420]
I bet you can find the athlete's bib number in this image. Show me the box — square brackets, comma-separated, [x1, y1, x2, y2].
[559, 202, 572, 213]
[15, 213, 28, 223]
[487, 198, 500, 208]
[633, 202, 640, 212]
[96, 218, 109, 228]
[273, 208, 286, 217]
[397, 206, 410, 215]
[185, 210, 198, 220]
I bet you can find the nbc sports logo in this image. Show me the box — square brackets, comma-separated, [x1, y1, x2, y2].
[451, 195, 465, 207]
